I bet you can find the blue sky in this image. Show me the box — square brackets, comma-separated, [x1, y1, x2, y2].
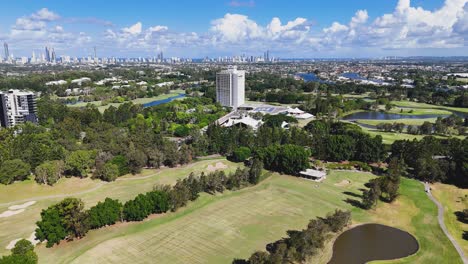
[1, 0, 467, 58]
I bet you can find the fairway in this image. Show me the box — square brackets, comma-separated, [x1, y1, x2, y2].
[431, 183, 468, 256]
[356, 118, 437, 126]
[0, 158, 239, 257]
[391, 100, 468, 114]
[29, 170, 461, 264]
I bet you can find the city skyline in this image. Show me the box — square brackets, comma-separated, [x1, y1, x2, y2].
[0, 0, 467, 58]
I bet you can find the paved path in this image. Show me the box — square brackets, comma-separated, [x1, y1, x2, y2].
[423, 182, 468, 264]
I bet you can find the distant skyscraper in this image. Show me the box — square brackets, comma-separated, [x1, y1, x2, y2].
[3, 42, 9, 60]
[216, 66, 245, 108]
[51, 48, 56, 62]
[45, 46, 50, 62]
[0, 90, 38, 128]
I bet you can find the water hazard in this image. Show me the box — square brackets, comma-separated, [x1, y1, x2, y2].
[328, 224, 419, 264]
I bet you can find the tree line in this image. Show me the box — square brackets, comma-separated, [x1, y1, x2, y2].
[0, 96, 226, 185]
[35, 160, 264, 247]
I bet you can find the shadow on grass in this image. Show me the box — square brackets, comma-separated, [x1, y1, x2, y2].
[344, 198, 365, 209]
[463, 231, 468, 241]
[455, 211, 468, 224]
[232, 259, 249, 264]
[343, 191, 362, 199]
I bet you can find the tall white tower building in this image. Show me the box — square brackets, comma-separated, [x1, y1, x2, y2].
[216, 66, 245, 108]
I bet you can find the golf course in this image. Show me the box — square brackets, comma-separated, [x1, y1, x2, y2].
[0, 158, 462, 263]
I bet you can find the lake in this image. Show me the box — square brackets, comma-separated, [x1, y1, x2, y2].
[296, 73, 332, 84]
[143, 93, 186, 108]
[328, 224, 419, 264]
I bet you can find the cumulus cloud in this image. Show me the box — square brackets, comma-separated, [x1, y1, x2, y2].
[122, 22, 142, 35]
[322, 0, 467, 50]
[31, 8, 60, 21]
[210, 13, 311, 46]
[3, 0, 468, 57]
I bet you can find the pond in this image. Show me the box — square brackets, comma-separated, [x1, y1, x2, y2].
[296, 73, 332, 84]
[328, 224, 419, 264]
[143, 93, 186, 108]
[342, 111, 449, 120]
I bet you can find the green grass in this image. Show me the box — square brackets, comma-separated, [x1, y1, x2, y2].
[431, 183, 468, 256]
[356, 118, 438, 126]
[385, 107, 452, 116]
[68, 89, 185, 112]
[0, 160, 461, 264]
[369, 179, 461, 264]
[352, 123, 465, 144]
[391, 100, 468, 114]
[0, 158, 239, 257]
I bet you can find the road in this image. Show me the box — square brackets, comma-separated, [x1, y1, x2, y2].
[423, 182, 468, 264]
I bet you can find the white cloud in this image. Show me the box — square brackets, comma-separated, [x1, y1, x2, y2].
[14, 17, 46, 31]
[211, 13, 263, 42]
[122, 22, 142, 35]
[3, 1, 468, 57]
[322, 0, 468, 50]
[31, 8, 60, 21]
[350, 10, 368, 27]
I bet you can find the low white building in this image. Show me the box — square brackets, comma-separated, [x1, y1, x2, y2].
[286, 107, 314, 119]
[46, 80, 67, 86]
[71, 77, 91, 86]
[299, 169, 327, 182]
[222, 115, 263, 130]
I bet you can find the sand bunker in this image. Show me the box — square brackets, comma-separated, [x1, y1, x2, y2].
[8, 201, 36, 210]
[0, 200, 36, 218]
[6, 232, 40, 250]
[335, 180, 351, 187]
[207, 162, 228, 172]
[0, 209, 25, 218]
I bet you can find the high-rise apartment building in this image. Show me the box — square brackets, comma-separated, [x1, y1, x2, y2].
[216, 67, 245, 108]
[3, 42, 9, 61]
[0, 90, 38, 128]
[45, 46, 51, 62]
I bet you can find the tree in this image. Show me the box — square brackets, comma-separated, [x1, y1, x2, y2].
[323, 210, 351, 232]
[179, 144, 193, 165]
[248, 251, 270, 264]
[88, 198, 123, 229]
[249, 158, 263, 185]
[230, 147, 251, 162]
[0, 159, 31, 184]
[325, 135, 355, 161]
[362, 181, 381, 210]
[419, 121, 433, 135]
[0, 239, 38, 264]
[93, 162, 119, 182]
[35, 198, 89, 247]
[256, 144, 310, 175]
[382, 158, 402, 202]
[278, 144, 310, 174]
[110, 155, 130, 176]
[125, 142, 147, 174]
[11, 239, 35, 256]
[34, 160, 64, 185]
[65, 150, 95, 177]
